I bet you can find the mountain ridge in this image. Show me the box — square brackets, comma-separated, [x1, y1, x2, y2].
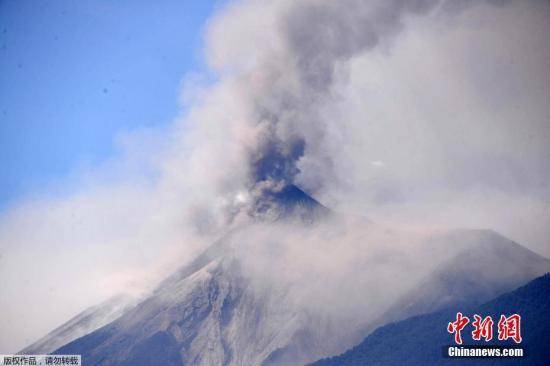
[21, 186, 550, 366]
[309, 273, 550, 366]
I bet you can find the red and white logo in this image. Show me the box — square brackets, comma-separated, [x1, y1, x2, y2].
[447, 313, 522, 344]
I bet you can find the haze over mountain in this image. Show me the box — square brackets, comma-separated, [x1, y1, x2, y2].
[310, 273, 550, 366]
[20, 295, 137, 355]
[24, 187, 547, 366]
[379, 230, 550, 325]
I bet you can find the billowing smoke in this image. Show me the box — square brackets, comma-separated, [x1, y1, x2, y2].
[215, 0, 513, 217]
[244, 0, 447, 195]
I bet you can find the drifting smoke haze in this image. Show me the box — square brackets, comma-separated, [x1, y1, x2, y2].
[1, 0, 550, 354]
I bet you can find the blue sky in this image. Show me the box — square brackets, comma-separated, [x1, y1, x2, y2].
[0, 0, 220, 210]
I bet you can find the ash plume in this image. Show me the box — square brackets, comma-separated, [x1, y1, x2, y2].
[231, 0, 510, 216]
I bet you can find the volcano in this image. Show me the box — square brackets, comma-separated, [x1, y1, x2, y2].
[21, 185, 550, 366]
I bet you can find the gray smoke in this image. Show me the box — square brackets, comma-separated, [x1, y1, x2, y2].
[240, 0, 511, 210]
